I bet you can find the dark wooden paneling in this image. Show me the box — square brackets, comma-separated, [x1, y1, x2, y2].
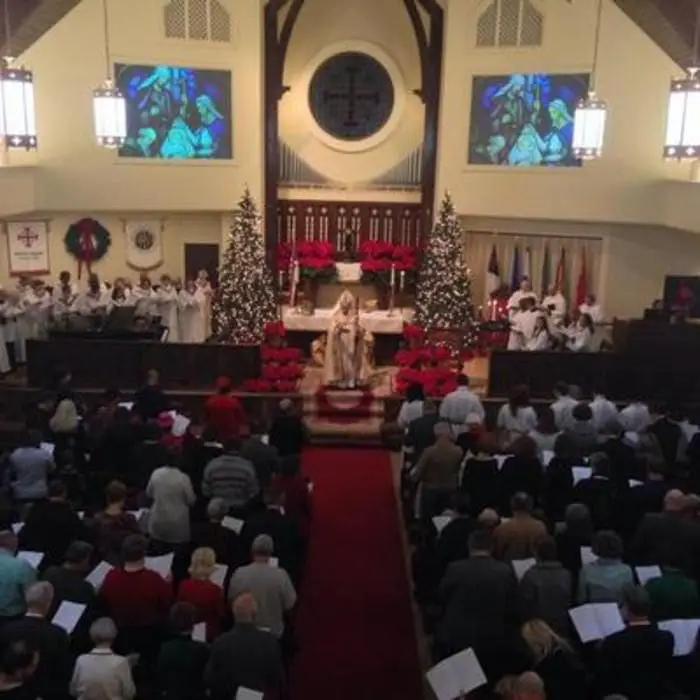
[26, 339, 261, 391]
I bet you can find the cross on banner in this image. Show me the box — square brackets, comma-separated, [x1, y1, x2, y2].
[322, 66, 380, 128]
[17, 227, 38, 248]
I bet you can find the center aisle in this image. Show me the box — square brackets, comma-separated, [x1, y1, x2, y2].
[288, 447, 424, 700]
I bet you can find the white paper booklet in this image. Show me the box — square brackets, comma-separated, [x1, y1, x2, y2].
[40, 442, 55, 455]
[659, 619, 700, 656]
[580, 546, 597, 566]
[572, 467, 592, 485]
[426, 648, 487, 700]
[235, 689, 263, 700]
[191, 622, 207, 642]
[145, 553, 174, 579]
[86, 561, 114, 590]
[17, 551, 44, 569]
[221, 516, 244, 535]
[569, 603, 625, 643]
[210, 564, 228, 588]
[495, 455, 512, 470]
[635, 565, 662, 586]
[432, 515, 453, 535]
[52, 601, 86, 634]
[512, 558, 536, 581]
[542, 450, 554, 466]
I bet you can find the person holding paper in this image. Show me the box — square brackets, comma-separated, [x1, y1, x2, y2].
[99, 536, 172, 666]
[494, 493, 547, 561]
[191, 498, 243, 569]
[439, 374, 485, 437]
[550, 382, 578, 431]
[460, 438, 500, 517]
[7, 430, 56, 504]
[177, 548, 227, 641]
[0, 582, 73, 700]
[496, 385, 538, 446]
[146, 458, 196, 547]
[91, 481, 141, 566]
[0, 531, 37, 622]
[70, 617, 135, 700]
[644, 554, 700, 621]
[562, 403, 600, 461]
[577, 531, 634, 604]
[205, 593, 283, 700]
[202, 439, 260, 515]
[541, 435, 576, 523]
[596, 586, 674, 700]
[241, 419, 281, 492]
[156, 602, 210, 700]
[554, 504, 593, 582]
[572, 452, 619, 531]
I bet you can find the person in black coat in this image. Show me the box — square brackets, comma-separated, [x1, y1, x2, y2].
[596, 585, 674, 700]
[133, 369, 169, 422]
[18, 480, 88, 570]
[205, 593, 283, 700]
[182, 428, 224, 522]
[571, 452, 623, 531]
[190, 498, 243, 570]
[542, 434, 576, 523]
[241, 422, 280, 491]
[405, 401, 440, 460]
[435, 493, 473, 579]
[499, 437, 543, 515]
[0, 582, 73, 700]
[460, 438, 500, 517]
[554, 503, 593, 586]
[156, 602, 210, 700]
[268, 400, 308, 458]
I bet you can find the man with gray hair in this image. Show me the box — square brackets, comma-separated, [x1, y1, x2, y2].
[227, 535, 296, 638]
[514, 671, 546, 700]
[1, 581, 73, 700]
[412, 421, 463, 522]
[70, 617, 135, 700]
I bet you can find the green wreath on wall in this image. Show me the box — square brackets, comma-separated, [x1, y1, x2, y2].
[64, 218, 112, 278]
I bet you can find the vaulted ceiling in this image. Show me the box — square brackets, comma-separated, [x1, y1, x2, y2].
[0, 0, 696, 73]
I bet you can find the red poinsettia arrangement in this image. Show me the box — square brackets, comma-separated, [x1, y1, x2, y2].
[359, 241, 418, 286]
[276, 241, 337, 281]
[243, 322, 304, 393]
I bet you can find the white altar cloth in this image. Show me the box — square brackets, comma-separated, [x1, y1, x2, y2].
[282, 306, 413, 334]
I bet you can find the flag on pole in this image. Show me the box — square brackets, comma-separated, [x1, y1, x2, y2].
[575, 248, 588, 307]
[523, 246, 533, 285]
[486, 244, 501, 296]
[540, 245, 551, 296]
[554, 247, 566, 295]
[510, 245, 521, 291]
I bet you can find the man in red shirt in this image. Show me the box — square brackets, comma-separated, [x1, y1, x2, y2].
[99, 535, 172, 664]
[204, 376, 248, 442]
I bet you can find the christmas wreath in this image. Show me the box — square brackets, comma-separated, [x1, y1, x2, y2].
[64, 218, 112, 278]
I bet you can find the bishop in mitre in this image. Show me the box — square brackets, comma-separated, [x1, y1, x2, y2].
[323, 290, 372, 388]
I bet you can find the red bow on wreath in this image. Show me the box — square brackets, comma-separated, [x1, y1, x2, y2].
[77, 219, 96, 279]
[64, 218, 111, 279]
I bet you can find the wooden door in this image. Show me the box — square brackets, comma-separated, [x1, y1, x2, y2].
[184, 244, 220, 287]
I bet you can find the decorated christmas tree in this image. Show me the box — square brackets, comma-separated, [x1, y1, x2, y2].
[213, 187, 278, 344]
[415, 192, 479, 343]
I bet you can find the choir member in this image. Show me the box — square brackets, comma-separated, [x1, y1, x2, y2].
[506, 278, 538, 320]
[52, 282, 78, 321]
[196, 269, 213, 339]
[27, 281, 52, 340]
[132, 275, 158, 318]
[579, 293, 603, 323]
[76, 274, 111, 316]
[525, 315, 552, 351]
[157, 275, 180, 342]
[178, 280, 204, 343]
[52, 270, 79, 300]
[508, 298, 539, 350]
[567, 313, 595, 352]
[541, 284, 567, 325]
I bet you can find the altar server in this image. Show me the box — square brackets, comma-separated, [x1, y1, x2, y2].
[506, 278, 538, 320]
[567, 312, 595, 352]
[508, 298, 539, 350]
[178, 280, 205, 343]
[157, 274, 180, 342]
[196, 269, 214, 339]
[579, 293, 603, 323]
[541, 284, 567, 325]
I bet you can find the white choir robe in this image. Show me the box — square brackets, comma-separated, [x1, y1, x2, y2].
[506, 290, 538, 319]
[0, 308, 12, 374]
[526, 329, 551, 351]
[131, 288, 158, 318]
[29, 294, 52, 339]
[591, 394, 619, 431]
[619, 402, 652, 433]
[52, 293, 77, 322]
[542, 293, 567, 325]
[178, 291, 205, 343]
[75, 291, 112, 316]
[196, 281, 213, 338]
[568, 326, 593, 352]
[579, 302, 603, 323]
[157, 286, 180, 342]
[508, 310, 539, 350]
[52, 281, 79, 301]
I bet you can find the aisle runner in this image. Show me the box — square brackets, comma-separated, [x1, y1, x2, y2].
[289, 448, 423, 700]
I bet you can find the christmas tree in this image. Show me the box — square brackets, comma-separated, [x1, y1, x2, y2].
[213, 187, 278, 344]
[415, 192, 478, 342]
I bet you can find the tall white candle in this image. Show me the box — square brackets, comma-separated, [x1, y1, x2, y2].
[400, 270, 405, 292]
[390, 263, 396, 289]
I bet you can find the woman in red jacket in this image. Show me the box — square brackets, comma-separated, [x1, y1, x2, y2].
[176, 547, 226, 641]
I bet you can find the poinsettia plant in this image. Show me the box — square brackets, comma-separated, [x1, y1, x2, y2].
[243, 322, 304, 393]
[359, 241, 418, 286]
[276, 241, 337, 281]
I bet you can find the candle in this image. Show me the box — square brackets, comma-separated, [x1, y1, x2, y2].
[390, 263, 396, 289]
[400, 270, 405, 292]
[278, 271, 284, 289]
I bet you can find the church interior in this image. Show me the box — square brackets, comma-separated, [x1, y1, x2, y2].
[3, 2, 700, 699]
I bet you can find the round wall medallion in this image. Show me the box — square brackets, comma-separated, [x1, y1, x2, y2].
[308, 52, 395, 142]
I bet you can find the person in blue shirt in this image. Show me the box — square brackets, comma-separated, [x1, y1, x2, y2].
[0, 531, 37, 622]
[6, 431, 55, 504]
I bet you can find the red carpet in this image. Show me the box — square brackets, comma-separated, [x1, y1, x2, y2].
[289, 447, 424, 700]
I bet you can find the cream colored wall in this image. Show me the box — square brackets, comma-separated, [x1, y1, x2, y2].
[0, 213, 222, 287]
[279, 0, 424, 184]
[462, 216, 700, 318]
[437, 0, 687, 224]
[5, 0, 264, 213]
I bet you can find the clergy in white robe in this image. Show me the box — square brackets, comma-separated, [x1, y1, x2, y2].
[508, 299, 540, 350]
[196, 270, 214, 339]
[322, 290, 371, 388]
[506, 279, 538, 320]
[178, 281, 205, 343]
[579, 294, 603, 323]
[157, 276, 180, 342]
[541, 285, 567, 326]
